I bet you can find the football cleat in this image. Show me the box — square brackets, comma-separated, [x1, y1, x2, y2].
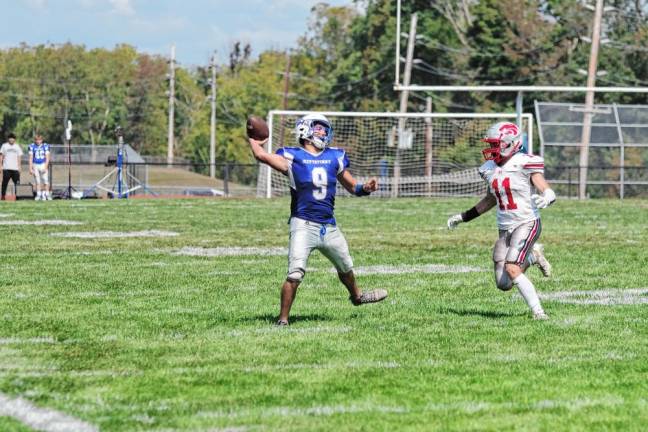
[533, 311, 549, 320]
[532, 243, 552, 277]
[350, 289, 388, 306]
[276, 319, 289, 326]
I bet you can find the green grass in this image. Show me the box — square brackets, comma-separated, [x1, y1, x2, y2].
[0, 197, 646, 431]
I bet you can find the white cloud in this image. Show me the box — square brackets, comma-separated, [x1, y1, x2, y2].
[76, 0, 98, 7]
[217, 26, 302, 51]
[23, 0, 48, 10]
[109, 0, 135, 16]
[130, 16, 188, 33]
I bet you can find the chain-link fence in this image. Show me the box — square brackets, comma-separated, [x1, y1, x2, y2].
[535, 102, 648, 198]
[13, 145, 258, 198]
[47, 162, 258, 198]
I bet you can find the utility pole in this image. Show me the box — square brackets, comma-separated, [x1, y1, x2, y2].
[209, 52, 217, 178]
[393, 12, 417, 198]
[579, 0, 604, 200]
[167, 44, 176, 168]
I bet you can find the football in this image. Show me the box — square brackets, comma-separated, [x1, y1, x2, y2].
[246, 115, 269, 141]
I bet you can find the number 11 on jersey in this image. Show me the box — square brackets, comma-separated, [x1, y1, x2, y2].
[492, 177, 518, 210]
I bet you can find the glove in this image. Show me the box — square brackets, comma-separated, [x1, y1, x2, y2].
[447, 214, 463, 230]
[532, 188, 556, 209]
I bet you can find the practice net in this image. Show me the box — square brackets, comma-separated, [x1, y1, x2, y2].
[257, 111, 533, 198]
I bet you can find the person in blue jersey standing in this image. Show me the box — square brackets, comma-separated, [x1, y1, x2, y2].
[28, 135, 52, 201]
[248, 113, 388, 326]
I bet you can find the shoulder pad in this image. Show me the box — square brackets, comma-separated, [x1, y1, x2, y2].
[521, 153, 544, 170]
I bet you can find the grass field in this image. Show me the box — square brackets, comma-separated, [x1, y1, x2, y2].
[0, 197, 646, 431]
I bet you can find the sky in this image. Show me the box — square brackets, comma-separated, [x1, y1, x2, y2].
[5, 0, 357, 66]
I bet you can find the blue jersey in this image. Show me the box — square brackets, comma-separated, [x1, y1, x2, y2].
[276, 146, 350, 225]
[29, 143, 50, 164]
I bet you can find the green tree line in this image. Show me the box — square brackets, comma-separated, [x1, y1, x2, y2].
[0, 0, 645, 167]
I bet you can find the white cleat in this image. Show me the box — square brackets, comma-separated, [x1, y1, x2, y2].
[34, 196, 41, 201]
[533, 311, 549, 320]
[532, 243, 552, 277]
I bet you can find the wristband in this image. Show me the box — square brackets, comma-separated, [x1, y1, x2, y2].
[354, 183, 370, 197]
[461, 206, 480, 222]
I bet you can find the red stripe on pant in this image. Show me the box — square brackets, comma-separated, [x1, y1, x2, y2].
[515, 219, 540, 265]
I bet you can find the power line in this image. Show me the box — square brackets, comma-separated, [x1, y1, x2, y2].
[415, 32, 580, 57]
[606, 41, 648, 52]
[0, 106, 142, 120]
[277, 64, 391, 89]
[0, 74, 164, 85]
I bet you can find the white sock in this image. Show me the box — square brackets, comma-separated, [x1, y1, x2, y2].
[513, 274, 543, 314]
[37, 191, 43, 199]
[526, 253, 537, 266]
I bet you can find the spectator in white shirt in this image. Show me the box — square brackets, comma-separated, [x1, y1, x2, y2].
[0, 133, 24, 200]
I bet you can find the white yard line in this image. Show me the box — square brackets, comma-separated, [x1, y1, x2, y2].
[0, 392, 98, 432]
[0, 369, 141, 378]
[0, 220, 83, 225]
[352, 264, 483, 275]
[0, 337, 56, 345]
[51, 230, 179, 238]
[228, 325, 353, 337]
[541, 288, 648, 305]
[198, 403, 408, 419]
[197, 396, 627, 420]
[173, 246, 287, 257]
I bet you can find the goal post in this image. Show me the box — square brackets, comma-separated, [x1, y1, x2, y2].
[257, 110, 533, 199]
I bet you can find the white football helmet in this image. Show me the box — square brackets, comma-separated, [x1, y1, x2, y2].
[482, 121, 522, 164]
[295, 113, 333, 150]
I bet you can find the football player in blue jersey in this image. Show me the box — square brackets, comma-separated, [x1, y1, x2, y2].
[248, 113, 388, 326]
[28, 135, 51, 200]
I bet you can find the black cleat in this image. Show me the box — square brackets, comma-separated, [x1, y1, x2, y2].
[350, 289, 388, 306]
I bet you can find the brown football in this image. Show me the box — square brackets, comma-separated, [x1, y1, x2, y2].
[246, 115, 269, 140]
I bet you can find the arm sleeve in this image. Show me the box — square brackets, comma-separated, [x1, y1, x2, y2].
[478, 161, 493, 184]
[275, 147, 295, 171]
[337, 151, 350, 175]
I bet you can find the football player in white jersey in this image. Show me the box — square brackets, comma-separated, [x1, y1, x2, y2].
[447, 122, 555, 320]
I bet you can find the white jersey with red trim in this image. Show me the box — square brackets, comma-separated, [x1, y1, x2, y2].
[478, 152, 545, 230]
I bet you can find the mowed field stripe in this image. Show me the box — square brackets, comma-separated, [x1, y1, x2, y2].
[0, 392, 97, 432]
